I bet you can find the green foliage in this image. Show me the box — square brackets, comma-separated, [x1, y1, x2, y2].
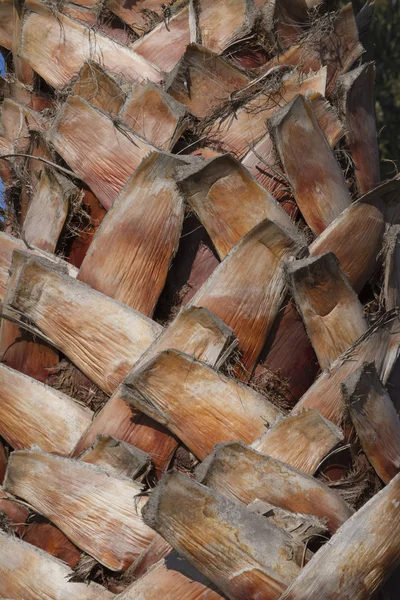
[355, 0, 400, 178]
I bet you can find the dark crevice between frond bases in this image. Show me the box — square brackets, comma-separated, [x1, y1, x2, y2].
[71, 552, 124, 593]
[316, 438, 384, 511]
[45, 359, 109, 414]
[153, 211, 219, 326]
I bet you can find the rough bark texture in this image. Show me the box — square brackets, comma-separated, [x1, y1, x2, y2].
[343, 363, 400, 484]
[7, 254, 162, 393]
[196, 441, 353, 533]
[4, 448, 156, 571]
[286, 252, 367, 370]
[73, 306, 232, 471]
[143, 471, 304, 600]
[123, 349, 280, 460]
[280, 472, 400, 600]
[78, 152, 187, 315]
[0, 531, 114, 599]
[251, 409, 344, 474]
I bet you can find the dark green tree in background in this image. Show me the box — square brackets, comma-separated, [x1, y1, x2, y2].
[353, 0, 400, 178]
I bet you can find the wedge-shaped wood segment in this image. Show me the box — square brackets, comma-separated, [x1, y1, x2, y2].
[73, 306, 232, 469]
[0, 247, 60, 382]
[120, 83, 188, 150]
[338, 62, 379, 194]
[240, 91, 342, 199]
[306, 91, 345, 148]
[251, 409, 344, 474]
[165, 43, 249, 119]
[190, 219, 304, 375]
[280, 471, 400, 600]
[0, 0, 13, 49]
[19, 5, 162, 89]
[131, 6, 190, 71]
[143, 471, 304, 600]
[49, 95, 157, 210]
[0, 531, 114, 599]
[12, 0, 35, 85]
[0, 99, 43, 161]
[191, 0, 258, 54]
[21, 168, 72, 253]
[71, 61, 126, 116]
[117, 552, 225, 600]
[122, 349, 280, 460]
[287, 253, 368, 370]
[176, 154, 300, 260]
[258, 179, 400, 403]
[209, 68, 327, 159]
[0, 232, 78, 302]
[293, 315, 400, 426]
[78, 152, 187, 314]
[343, 363, 400, 484]
[196, 441, 353, 533]
[7, 254, 162, 393]
[0, 233, 26, 302]
[4, 449, 156, 571]
[310, 179, 400, 293]
[19, 134, 55, 223]
[0, 363, 92, 454]
[384, 225, 400, 311]
[79, 435, 151, 479]
[269, 94, 351, 236]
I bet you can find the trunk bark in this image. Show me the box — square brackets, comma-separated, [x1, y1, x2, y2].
[196, 440, 353, 533]
[22, 522, 81, 568]
[71, 61, 126, 117]
[131, 6, 190, 71]
[279, 471, 400, 600]
[209, 68, 327, 159]
[4, 448, 156, 571]
[190, 0, 258, 54]
[78, 435, 151, 480]
[7, 253, 162, 393]
[77, 152, 187, 314]
[342, 362, 400, 484]
[117, 552, 225, 600]
[190, 218, 304, 376]
[251, 409, 344, 474]
[165, 43, 249, 119]
[0, 531, 114, 599]
[286, 252, 368, 370]
[177, 154, 300, 260]
[122, 348, 280, 460]
[20, 3, 162, 88]
[384, 225, 400, 311]
[338, 62, 380, 194]
[0, 363, 92, 454]
[269, 94, 351, 236]
[48, 95, 158, 210]
[142, 471, 304, 600]
[293, 314, 400, 426]
[120, 83, 188, 150]
[21, 167, 72, 253]
[72, 305, 232, 471]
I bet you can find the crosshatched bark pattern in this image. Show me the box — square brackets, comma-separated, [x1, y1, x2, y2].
[2, 1, 400, 598]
